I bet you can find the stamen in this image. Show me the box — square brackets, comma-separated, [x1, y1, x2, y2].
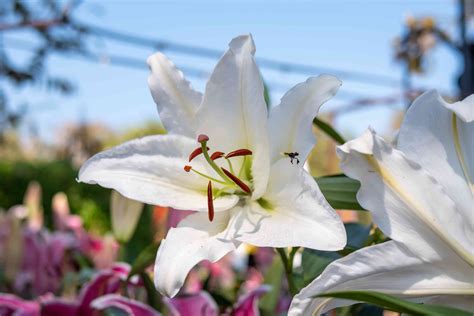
[207, 181, 214, 222]
[225, 149, 252, 159]
[198, 134, 209, 143]
[184, 165, 192, 172]
[221, 167, 251, 194]
[210, 151, 225, 160]
[189, 146, 209, 162]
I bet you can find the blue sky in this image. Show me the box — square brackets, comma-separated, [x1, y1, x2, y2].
[4, 0, 461, 141]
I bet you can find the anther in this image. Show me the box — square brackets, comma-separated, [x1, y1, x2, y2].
[207, 181, 214, 222]
[225, 149, 252, 159]
[189, 146, 209, 162]
[221, 167, 251, 194]
[210, 151, 225, 160]
[184, 165, 192, 172]
[198, 134, 209, 143]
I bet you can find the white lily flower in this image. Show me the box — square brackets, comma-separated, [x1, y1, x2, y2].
[289, 91, 474, 315]
[78, 34, 346, 297]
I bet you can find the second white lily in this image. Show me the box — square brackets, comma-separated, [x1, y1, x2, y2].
[289, 91, 474, 315]
[78, 34, 347, 297]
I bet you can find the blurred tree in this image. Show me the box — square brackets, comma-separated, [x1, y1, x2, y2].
[0, 0, 89, 139]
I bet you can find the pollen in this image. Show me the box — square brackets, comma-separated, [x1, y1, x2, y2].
[225, 149, 252, 158]
[207, 181, 214, 222]
[189, 146, 209, 162]
[210, 151, 225, 160]
[221, 167, 251, 194]
[184, 165, 192, 172]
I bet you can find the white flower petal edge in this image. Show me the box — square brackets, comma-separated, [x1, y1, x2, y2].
[78, 134, 238, 211]
[230, 159, 346, 250]
[195, 35, 270, 199]
[338, 128, 471, 266]
[154, 211, 238, 297]
[269, 75, 341, 164]
[147, 52, 202, 137]
[398, 91, 473, 239]
[289, 92, 474, 315]
[289, 241, 474, 315]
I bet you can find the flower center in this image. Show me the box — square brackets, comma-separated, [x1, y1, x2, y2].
[184, 134, 253, 221]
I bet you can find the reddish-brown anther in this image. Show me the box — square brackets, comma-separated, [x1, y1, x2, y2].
[197, 134, 209, 143]
[184, 165, 192, 172]
[188, 147, 209, 162]
[210, 151, 225, 160]
[221, 167, 251, 194]
[225, 149, 253, 159]
[207, 181, 214, 222]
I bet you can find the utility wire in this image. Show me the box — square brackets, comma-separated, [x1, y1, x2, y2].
[80, 22, 400, 87]
[4, 37, 380, 100]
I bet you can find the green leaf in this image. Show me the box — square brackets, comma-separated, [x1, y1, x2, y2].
[259, 256, 284, 315]
[345, 223, 371, 249]
[301, 249, 340, 286]
[316, 291, 472, 316]
[316, 174, 364, 210]
[140, 272, 164, 311]
[313, 117, 346, 144]
[128, 242, 160, 279]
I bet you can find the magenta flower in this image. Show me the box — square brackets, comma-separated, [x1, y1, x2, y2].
[0, 294, 40, 316]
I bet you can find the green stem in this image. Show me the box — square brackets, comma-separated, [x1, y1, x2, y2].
[276, 248, 298, 296]
[312, 117, 346, 145]
[190, 168, 228, 185]
[200, 142, 233, 183]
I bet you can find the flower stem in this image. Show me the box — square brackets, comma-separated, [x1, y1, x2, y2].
[200, 142, 233, 184]
[276, 247, 298, 297]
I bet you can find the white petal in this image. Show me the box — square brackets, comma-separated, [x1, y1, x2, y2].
[268, 75, 341, 163]
[424, 295, 474, 312]
[147, 52, 202, 137]
[195, 34, 270, 199]
[289, 241, 474, 315]
[230, 159, 346, 250]
[79, 135, 238, 211]
[398, 91, 473, 236]
[154, 211, 238, 297]
[337, 129, 473, 267]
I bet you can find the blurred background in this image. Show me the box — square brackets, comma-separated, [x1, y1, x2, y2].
[0, 1, 472, 314]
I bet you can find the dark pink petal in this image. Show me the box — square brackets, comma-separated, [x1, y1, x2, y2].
[77, 271, 116, 315]
[91, 294, 161, 316]
[0, 293, 40, 316]
[40, 299, 79, 316]
[169, 292, 218, 316]
[232, 286, 271, 316]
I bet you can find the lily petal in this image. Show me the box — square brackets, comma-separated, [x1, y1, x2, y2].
[289, 241, 474, 315]
[233, 285, 271, 316]
[268, 75, 341, 163]
[195, 34, 270, 199]
[168, 292, 218, 316]
[147, 52, 202, 137]
[40, 299, 79, 316]
[337, 129, 473, 267]
[231, 159, 346, 250]
[79, 134, 238, 212]
[398, 91, 473, 242]
[0, 294, 40, 316]
[91, 294, 161, 316]
[154, 211, 238, 297]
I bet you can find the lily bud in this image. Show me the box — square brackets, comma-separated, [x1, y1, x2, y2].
[23, 181, 43, 231]
[110, 191, 144, 243]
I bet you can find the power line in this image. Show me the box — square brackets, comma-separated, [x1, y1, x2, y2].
[4, 37, 379, 100]
[80, 22, 400, 88]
